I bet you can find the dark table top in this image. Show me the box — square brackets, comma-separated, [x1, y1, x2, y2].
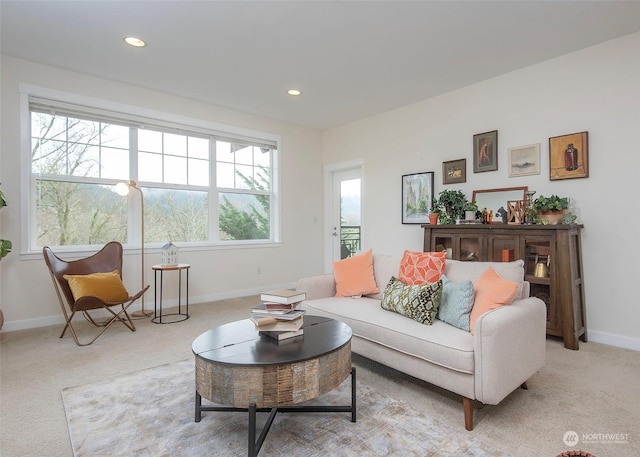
[192, 315, 352, 367]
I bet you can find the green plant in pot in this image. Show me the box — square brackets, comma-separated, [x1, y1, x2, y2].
[533, 194, 569, 225]
[435, 189, 468, 225]
[464, 200, 480, 221]
[428, 198, 442, 224]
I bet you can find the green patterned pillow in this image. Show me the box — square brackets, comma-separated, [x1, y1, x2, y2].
[380, 276, 442, 325]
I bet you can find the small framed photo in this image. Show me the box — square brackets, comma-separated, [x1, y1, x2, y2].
[442, 159, 466, 184]
[473, 130, 498, 173]
[402, 171, 434, 224]
[549, 131, 589, 180]
[508, 143, 541, 177]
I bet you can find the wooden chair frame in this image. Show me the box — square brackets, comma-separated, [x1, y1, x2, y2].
[43, 241, 149, 346]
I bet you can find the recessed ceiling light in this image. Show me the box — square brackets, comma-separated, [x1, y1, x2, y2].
[124, 36, 146, 48]
[287, 89, 302, 96]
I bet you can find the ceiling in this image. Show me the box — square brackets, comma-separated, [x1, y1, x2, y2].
[2, 1, 640, 130]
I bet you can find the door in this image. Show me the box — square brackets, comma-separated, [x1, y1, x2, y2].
[328, 167, 362, 266]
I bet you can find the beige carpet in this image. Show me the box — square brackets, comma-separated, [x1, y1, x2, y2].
[2, 297, 640, 457]
[61, 359, 507, 457]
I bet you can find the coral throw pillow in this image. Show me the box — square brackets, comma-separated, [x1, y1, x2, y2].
[63, 270, 130, 303]
[469, 267, 519, 334]
[398, 250, 446, 285]
[333, 249, 379, 297]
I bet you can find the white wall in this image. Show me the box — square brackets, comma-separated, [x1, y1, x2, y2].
[322, 32, 640, 350]
[0, 56, 325, 331]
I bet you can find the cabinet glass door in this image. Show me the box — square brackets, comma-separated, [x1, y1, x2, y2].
[432, 235, 453, 258]
[488, 236, 518, 262]
[460, 236, 482, 261]
[523, 236, 558, 334]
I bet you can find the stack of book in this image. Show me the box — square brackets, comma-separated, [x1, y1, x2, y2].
[251, 289, 307, 341]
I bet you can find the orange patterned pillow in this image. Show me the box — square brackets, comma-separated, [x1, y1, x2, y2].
[333, 249, 379, 297]
[469, 267, 519, 334]
[398, 250, 447, 285]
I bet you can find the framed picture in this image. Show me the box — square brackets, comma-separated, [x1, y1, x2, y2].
[508, 143, 541, 177]
[442, 159, 466, 184]
[549, 131, 589, 180]
[473, 130, 498, 173]
[402, 172, 434, 224]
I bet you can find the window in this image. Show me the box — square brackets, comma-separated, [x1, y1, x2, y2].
[27, 95, 279, 251]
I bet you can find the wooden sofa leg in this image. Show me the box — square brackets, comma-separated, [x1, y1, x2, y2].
[463, 397, 473, 431]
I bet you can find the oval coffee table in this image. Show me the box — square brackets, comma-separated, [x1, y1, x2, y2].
[192, 315, 356, 457]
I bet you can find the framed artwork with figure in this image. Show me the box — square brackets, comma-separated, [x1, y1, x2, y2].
[549, 131, 589, 180]
[473, 130, 498, 173]
[401, 172, 434, 224]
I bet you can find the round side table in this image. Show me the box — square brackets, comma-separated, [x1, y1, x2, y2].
[151, 263, 190, 324]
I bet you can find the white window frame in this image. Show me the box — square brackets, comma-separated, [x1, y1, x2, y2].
[19, 84, 282, 257]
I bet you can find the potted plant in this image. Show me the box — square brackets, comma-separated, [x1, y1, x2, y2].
[464, 201, 480, 221]
[435, 189, 468, 225]
[429, 198, 441, 225]
[533, 194, 569, 225]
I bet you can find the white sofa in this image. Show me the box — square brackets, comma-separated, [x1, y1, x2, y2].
[295, 254, 546, 430]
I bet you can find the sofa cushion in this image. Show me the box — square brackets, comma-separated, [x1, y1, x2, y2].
[398, 250, 446, 285]
[333, 249, 379, 297]
[302, 296, 475, 374]
[437, 274, 474, 331]
[469, 266, 519, 334]
[366, 254, 402, 300]
[380, 276, 442, 325]
[444, 259, 525, 299]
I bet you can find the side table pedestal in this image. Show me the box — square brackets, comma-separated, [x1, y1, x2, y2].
[151, 263, 190, 324]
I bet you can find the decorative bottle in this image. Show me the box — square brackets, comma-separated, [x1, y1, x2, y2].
[564, 143, 578, 171]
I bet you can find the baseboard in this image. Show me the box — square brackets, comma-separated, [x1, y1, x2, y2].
[587, 330, 640, 352]
[2, 314, 67, 333]
[0, 282, 297, 333]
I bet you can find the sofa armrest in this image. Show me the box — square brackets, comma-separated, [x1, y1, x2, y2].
[295, 274, 336, 300]
[473, 296, 546, 405]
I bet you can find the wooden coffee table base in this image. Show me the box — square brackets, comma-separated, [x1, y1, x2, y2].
[195, 367, 356, 457]
[193, 317, 355, 457]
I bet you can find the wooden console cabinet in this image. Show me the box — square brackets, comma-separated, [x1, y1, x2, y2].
[422, 224, 587, 350]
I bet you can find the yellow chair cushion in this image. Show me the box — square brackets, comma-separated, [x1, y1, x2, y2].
[63, 270, 129, 303]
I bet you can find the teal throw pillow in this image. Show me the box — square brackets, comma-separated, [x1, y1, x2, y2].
[437, 274, 475, 331]
[381, 276, 442, 325]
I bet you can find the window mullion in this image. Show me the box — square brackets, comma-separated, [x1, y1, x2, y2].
[210, 137, 219, 242]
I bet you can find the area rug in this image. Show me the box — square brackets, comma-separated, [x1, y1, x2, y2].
[62, 359, 508, 457]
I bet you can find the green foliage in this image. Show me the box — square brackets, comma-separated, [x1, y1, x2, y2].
[435, 189, 469, 224]
[533, 194, 569, 212]
[0, 188, 10, 259]
[465, 200, 478, 212]
[0, 240, 11, 259]
[218, 166, 270, 240]
[430, 198, 442, 215]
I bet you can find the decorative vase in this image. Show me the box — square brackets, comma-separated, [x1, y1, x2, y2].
[524, 190, 536, 225]
[465, 210, 476, 221]
[428, 213, 438, 225]
[539, 210, 564, 225]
